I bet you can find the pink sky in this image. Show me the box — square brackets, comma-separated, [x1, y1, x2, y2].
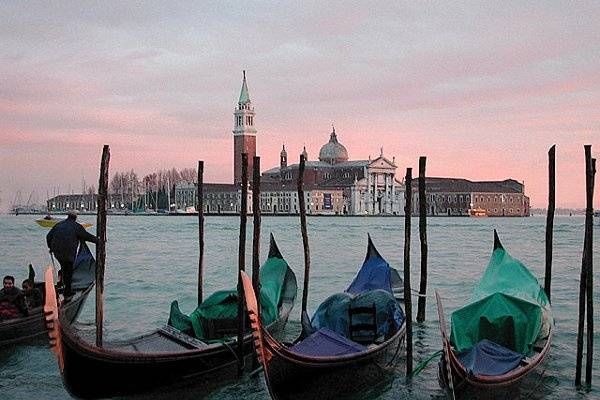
[1, 2, 599, 210]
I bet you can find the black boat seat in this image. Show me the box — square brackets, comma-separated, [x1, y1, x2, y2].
[348, 304, 378, 345]
[159, 325, 209, 349]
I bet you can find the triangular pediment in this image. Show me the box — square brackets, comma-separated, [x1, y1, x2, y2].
[368, 156, 396, 169]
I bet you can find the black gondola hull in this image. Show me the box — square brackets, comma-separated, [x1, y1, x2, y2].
[0, 285, 92, 347]
[55, 263, 296, 399]
[264, 328, 405, 400]
[60, 319, 287, 399]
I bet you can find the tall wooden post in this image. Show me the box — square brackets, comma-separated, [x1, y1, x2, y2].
[237, 153, 248, 376]
[576, 145, 594, 386]
[298, 155, 311, 329]
[417, 157, 427, 322]
[251, 156, 261, 369]
[544, 145, 555, 300]
[252, 156, 261, 312]
[95, 145, 110, 348]
[404, 167, 413, 377]
[585, 156, 595, 385]
[197, 161, 204, 306]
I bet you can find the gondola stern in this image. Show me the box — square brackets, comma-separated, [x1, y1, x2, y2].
[43, 266, 65, 373]
[268, 233, 284, 259]
[493, 229, 504, 251]
[365, 233, 383, 262]
[240, 271, 273, 367]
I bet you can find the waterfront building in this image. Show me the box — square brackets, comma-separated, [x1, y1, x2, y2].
[262, 131, 405, 215]
[411, 178, 530, 216]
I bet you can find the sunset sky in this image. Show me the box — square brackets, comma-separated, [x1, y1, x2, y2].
[1, 2, 599, 211]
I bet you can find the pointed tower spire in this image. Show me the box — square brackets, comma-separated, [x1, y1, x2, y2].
[301, 145, 308, 161]
[239, 70, 251, 104]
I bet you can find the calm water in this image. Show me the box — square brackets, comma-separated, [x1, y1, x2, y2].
[0, 215, 598, 399]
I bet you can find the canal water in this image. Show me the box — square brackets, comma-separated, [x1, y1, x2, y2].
[0, 215, 598, 399]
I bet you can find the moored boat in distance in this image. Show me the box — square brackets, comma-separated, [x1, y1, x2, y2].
[469, 208, 488, 217]
[437, 230, 553, 399]
[36, 216, 93, 229]
[44, 234, 297, 399]
[241, 235, 406, 400]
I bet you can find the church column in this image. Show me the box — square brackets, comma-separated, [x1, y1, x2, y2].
[367, 172, 372, 214]
[385, 173, 392, 214]
[391, 174, 396, 213]
[372, 172, 377, 214]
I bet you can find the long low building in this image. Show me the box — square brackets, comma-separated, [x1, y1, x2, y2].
[411, 178, 530, 216]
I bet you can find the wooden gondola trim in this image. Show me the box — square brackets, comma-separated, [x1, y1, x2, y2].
[44, 266, 64, 372]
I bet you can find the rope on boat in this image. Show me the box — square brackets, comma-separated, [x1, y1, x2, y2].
[410, 288, 429, 298]
[408, 349, 442, 379]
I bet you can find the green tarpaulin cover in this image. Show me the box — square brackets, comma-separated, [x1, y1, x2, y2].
[169, 255, 288, 340]
[450, 246, 550, 355]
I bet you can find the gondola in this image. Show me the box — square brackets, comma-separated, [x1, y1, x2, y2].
[437, 230, 553, 399]
[240, 235, 406, 400]
[0, 243, 95, 347]
[44, 234, 297, 399]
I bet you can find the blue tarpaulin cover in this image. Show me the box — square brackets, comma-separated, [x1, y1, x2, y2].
[311, 290, 404, 338]
[457, 339, 524, 376]
[346, 251, 393, 295]
[291, 328, 367, 357]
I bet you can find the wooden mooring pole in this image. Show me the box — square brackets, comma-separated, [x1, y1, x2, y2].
[197, 161, 204, 306]
[544, 145, 555, 301]
[575, 145, 595, 386]
[417, 157, 428, 323]
[585, 156, 595, 385]
[252, 156, 261, 315]
[251, 156, 261, 370]
[298, 154, 311, 336]
[404, 167, 413, 377]
[237, 153, 248, 376]
[95, 145, 110, 348]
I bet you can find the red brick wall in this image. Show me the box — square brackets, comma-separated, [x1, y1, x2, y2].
[234, 135, 256, 184]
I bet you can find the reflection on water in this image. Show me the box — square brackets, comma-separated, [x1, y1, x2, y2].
[0, 215, 598, 399]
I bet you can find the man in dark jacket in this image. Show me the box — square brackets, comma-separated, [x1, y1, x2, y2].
[0, 275, 27, 319]
[46, 210, 98, 297]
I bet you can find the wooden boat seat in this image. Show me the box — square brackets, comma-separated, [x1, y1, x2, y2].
[158, 325, 209, 349]
[348, 304, 378, 345]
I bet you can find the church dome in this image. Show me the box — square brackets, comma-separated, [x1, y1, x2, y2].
[318, 127, 348, 164]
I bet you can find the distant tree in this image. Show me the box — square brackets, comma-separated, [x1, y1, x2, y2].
[180, 168, 197, 183]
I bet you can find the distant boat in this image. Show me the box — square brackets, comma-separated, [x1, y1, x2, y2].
[35, 216, 93, 229]
[469, 208, 488, 217]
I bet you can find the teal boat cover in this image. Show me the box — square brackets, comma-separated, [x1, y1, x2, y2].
[450, 245, 550, 355]
[169, 255, 288, 340]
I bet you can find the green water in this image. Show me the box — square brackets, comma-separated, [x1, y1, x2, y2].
[0, 215, 598, 399]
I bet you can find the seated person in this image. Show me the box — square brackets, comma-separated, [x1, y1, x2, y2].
[22, 279, 43, 310]
[0, 275, 28, 320]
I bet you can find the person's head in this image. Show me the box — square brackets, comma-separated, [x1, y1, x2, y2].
[22, 279, 33, 291]
[3, 276, 15, 290]
[67, 210, 78, 220]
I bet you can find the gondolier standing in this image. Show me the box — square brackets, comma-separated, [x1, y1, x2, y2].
[46, 210, 98, 297]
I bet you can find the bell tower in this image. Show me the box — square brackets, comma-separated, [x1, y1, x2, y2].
[233, 71, 257, 184]
[280, 144, 287, 169]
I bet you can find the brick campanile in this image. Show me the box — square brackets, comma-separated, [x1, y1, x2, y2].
[233, 71, 257, 184]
